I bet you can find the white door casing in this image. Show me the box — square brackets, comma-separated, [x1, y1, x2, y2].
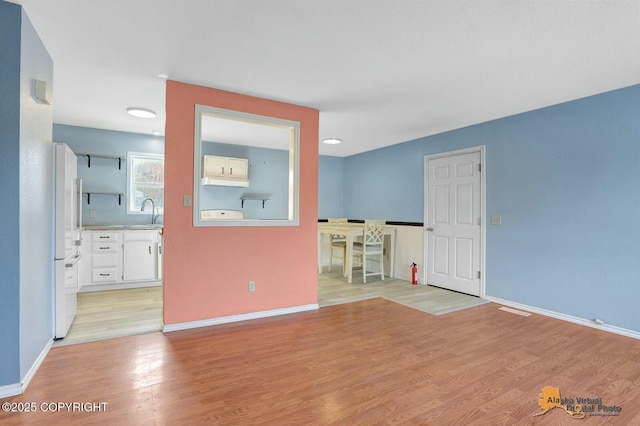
[425, 148, 483, 296]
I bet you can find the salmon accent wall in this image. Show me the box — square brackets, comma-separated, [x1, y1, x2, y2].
[163, 81, 319, 325]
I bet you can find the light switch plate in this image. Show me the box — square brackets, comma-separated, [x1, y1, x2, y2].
[34, 80, 51, 104]
[183, 194, 192, 207]
[490, 214, 502, 225]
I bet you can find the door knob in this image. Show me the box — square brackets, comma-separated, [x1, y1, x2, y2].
[426, 227, 434, 232]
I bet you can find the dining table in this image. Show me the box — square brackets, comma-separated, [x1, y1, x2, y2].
[318, 222, 396, 284]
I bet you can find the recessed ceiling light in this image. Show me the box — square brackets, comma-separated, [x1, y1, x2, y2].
[151, 130, 162, 136]
[322, 138, 342, 145]
[127, 107, 156, 118]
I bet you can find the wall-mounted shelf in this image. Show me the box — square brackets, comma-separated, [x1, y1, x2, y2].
[77, 153, 125, 169]
[83, 192, 123, 205]
[240, 193, 271, 208]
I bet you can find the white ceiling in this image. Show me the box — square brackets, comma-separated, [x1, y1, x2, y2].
[10, 0, 640, 157]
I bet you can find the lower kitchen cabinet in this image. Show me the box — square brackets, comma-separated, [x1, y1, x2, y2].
[79, 229, 162, 291]
[89, 232, 121, 284]
[123, 232, 158, 282]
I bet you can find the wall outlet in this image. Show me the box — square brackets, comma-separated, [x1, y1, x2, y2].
[248, 281, 256, 292]
[89, 209, 96, 218]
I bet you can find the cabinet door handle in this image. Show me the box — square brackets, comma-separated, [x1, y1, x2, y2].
[230, 167, 233, 175]
[221, 166, 224, 175]
[99, 273, 110, 277]
[149, 245, 152, 254]
[99, 246, 109, 250]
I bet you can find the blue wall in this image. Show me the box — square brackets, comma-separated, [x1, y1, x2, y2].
[53, 124, 164, 226]
[0, 0, 55, 389]
[19, 7, 54, 381]
[342, 84, 640, 332]
[200, 142, 290, 219]
[0, 0, 23, 387]
[318, 155, 344, 219]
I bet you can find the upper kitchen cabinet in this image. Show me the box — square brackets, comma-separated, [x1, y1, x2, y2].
[193, 105, 300, 226]
[202, 155, 249, 187]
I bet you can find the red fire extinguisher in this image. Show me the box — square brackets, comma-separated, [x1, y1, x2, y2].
[411, 263, 418, 285]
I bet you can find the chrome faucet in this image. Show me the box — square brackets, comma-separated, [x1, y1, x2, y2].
[140, 198, 159, 224]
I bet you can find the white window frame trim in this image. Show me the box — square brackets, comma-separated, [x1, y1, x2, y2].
[126, 151, 165, 215]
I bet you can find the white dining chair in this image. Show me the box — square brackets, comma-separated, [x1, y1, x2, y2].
[327, 218, 348, 275]
[352, 219, 385, 283]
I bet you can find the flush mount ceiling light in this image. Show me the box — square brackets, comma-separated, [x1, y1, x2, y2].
[322, 137, 342, 145]
[126, 107, 156, 118]
[151, 130, 162, 136]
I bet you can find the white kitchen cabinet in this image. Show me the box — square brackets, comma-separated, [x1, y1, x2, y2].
[79, 229, 161, 291]
[201, 155, 249, 187]
[122, 231, 158, 282]
[89, 232, 121, 284]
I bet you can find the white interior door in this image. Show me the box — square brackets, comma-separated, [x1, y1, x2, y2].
[426, 151, 481, 296]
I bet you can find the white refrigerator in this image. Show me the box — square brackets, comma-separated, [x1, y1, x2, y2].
[54, 143, 83, 339]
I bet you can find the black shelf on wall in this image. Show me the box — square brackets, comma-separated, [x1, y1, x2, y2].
[240, 193, 271, 208]
[83, 192, 123, 205]
[76, 153, 125, 169]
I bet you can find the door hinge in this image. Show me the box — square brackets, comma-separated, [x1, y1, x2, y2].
[477, 271, 481, 279]
[478, 163, 482, 172]
[477, 217, 481, 225]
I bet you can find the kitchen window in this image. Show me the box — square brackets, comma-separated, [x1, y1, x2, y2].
[127, 152, 165, 215]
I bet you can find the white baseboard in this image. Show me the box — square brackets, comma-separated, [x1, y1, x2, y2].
[79, 280, 161, 293]
[21, 339, 53, 392]
[484, 296, 640, 340]
[0, 338, 53, 400]
[0, 383, 22, 399]
[163, 304, 319, 333]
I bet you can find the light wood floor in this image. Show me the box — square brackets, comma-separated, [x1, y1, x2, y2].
[57, 270, 484, 347]
[54, 286, 163, 347]
[319, 268, 488, 315]
[4, 298, 640, 424]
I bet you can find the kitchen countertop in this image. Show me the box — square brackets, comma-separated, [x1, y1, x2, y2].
[84, 225, 163, 231]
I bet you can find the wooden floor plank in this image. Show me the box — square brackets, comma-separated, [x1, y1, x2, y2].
[2, 298, 639, 424]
